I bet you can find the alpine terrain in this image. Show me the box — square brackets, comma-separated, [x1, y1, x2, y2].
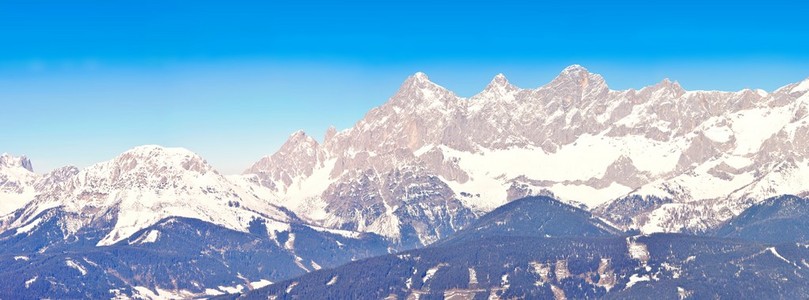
[240, 65, 809, 240]
[2, 65, 809, 299]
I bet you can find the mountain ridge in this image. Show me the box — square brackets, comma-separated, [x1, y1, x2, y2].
[241, 65, 809, 242]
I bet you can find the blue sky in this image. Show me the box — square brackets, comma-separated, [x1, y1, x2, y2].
[1, 0, 808, 174]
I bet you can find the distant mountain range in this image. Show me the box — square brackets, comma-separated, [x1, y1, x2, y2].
[2, 65, 809, 298]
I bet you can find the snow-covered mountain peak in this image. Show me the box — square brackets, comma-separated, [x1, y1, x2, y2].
[656, 78, 680, 89]
[110, 145, 213, 177]
[0, 153, 34, 172]
[560, 64, 589, 74]
[472, 73, 519, 101]
[791, 77, 809, 94]
[412, 71, 429, 81]
[124, 144, 199, 157]
[243, 130, 327, 192]
[283, 130, 319, 151]
[544, 64, 608, 97]
[491, 73, 508, 84]
[389, 72, 458, 108]
[7, 146, 297, 247]
[399, 72, 434, 89]
[488, 73, 515, 90]
[642, 78, 685, 97]
[251, 130, 321, 169]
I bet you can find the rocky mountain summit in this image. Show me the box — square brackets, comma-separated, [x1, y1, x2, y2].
[243, 65, 809, 240]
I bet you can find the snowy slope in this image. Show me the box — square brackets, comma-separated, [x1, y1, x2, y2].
[600, 87, 809, 233]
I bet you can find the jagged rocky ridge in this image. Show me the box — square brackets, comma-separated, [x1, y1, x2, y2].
[242, 65, 809, 241]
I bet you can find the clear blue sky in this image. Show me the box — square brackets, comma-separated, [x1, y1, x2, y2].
[1, 0, 808, 174]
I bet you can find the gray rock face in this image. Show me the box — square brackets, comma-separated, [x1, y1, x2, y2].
[243, 66, 809, 241]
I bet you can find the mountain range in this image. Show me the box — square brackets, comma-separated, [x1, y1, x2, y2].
[2, 65, 809, 298]
[240, 64, 809, 242]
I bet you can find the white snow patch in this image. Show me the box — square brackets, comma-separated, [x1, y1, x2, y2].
[703, 126, 733, 143]
[132, 286, 159, 299]
[25, 276, 37, 288]
[14, 217, 42, 235]
[626, 274, 650, 288]
[310, 260, 322, 270]
[732, 159, 809, 203]
[154, 287, 195, 299]
[204, 288, 225, 296]
[217, 284, 245, 294]
[677, 287, 693, 299]
[550, 182, 633, 208]
[530, 261, 551, 286]
[730, 106, 792, 155]
[468, 268, 478, 286]
[280, 158, 337, 221]
[662, 262, 682, 279]
[307, 225, 361, 239]
[293, 255, 309, 272]
[129, 230, 160, 245]
[637, 156, 759, 207]
[423, 263, 447, 283]
[284, 233, 296, 250]
[438, 133, 683, 208]
[263, 220, 292, 241]
[0, 189, 36, 217]
[640, 203, 686, 234]
[627, 237, 650, 263]
[65, 259, 88, 276]
[440, 173, 508, 211]
[767, 247, 792, 264]
[251, 279, 273, 289]
[133, 286, 196, 300]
